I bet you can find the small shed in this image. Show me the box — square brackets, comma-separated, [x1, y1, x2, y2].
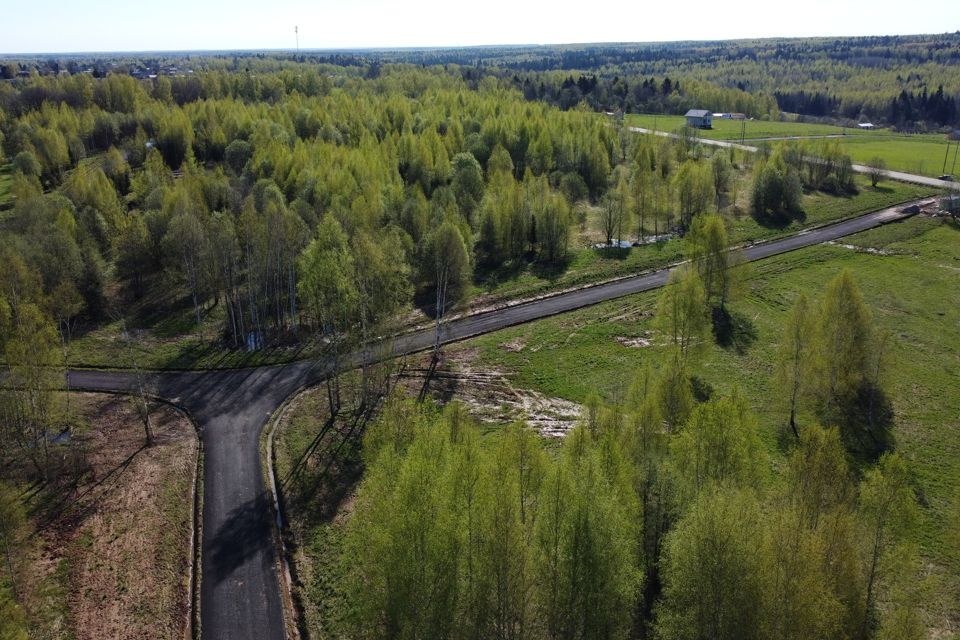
[685, 109, 713, 129]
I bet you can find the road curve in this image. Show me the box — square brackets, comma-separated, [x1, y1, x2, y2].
[67, 199, 928, 640]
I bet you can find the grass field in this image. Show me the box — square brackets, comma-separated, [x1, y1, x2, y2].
[625, 113, 898, 140]
[841, 136, 960, 178]
[456, 215, 959, 633]
[625, 113, 957, 178]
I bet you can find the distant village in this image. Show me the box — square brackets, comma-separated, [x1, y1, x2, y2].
[1, 59, 195, 80]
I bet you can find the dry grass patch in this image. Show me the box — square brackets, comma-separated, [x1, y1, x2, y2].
[17, 393, 197, 640]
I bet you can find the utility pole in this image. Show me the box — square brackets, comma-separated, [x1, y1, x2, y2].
[295, 26, 299, 54]
[943, 140, 951, 175]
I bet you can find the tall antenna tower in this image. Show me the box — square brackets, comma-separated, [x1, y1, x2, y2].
[295, 26, 299, 53]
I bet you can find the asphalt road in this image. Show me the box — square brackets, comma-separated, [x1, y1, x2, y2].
[66, 199, 928, 640]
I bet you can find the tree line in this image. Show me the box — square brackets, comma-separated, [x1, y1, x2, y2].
[6, 33, 959, 132]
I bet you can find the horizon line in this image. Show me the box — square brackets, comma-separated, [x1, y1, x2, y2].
[2, 31, 956, 58]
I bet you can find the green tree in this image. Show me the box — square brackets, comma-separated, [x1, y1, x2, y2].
[673, 160, 713, 230]
[424, 221, 471, 356]
[786, 425, 852, 529]
[656, 487, 764, 640]
[759, 501, 846, 640]
[163, 213, 208, 328]
[115, 215, 153, 296]
[750, 159, 802, 221]
[776, 293, 815, 438]
[813, 270, 873, 426]
[156, 108, 194, 169]
[346, 404, 461, 638]
[12, 151, 41, 178]
[685, 214, 735, 312]
[0, 303, 64, 481]
[599, 169, 629, 246]
[629, 161, 652, 243]
[538, 191, 571, 263]
[298, 215, 358, 414]
[487, 143, 514, 179]
[710, 151, 733, 209]
[656, 266, 709, 370]
[451, 152, 485, 225]
[526, 129, 555, 176]
[866, 156, 887, 188]
[670, 391, 765, 504]
[858, 453, 919, 639]
[535, 426, 641, 640]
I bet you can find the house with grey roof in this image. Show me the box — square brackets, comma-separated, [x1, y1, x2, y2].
[685, 109, 713, 129]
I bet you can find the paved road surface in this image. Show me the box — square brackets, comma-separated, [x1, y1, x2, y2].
[66, 199, 927, 640]
[629, 127, 960, 190]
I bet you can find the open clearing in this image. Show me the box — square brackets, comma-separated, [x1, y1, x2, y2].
[841, 137, 960, 178]
[626, 112, 946, 142]
[626, 113, 956, 177]
[13, 393, 197, 640]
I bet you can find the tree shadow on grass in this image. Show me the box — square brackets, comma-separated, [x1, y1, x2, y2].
[474, 259, 529, 292]
[689, 375, 714, 402]
[530, 254, 573, 281]
[752, 206, 807, 230]
[593, 246, 632, 261]
[834, 384, 896, 464]
[473, 254, 573, 296]
[712, 307, 757, 354]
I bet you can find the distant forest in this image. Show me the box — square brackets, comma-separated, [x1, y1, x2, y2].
[4, 34, 960, 129]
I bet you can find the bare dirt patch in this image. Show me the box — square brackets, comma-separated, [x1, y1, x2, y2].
[825, 241, 892, 255]
[616, 333, 654, 349]
[402, 350, 583, 437]
[499, 337, 527, 352]
[18, 393, 197, 640]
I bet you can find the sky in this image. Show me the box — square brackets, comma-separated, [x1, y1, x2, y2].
[3, 0, 958, 54]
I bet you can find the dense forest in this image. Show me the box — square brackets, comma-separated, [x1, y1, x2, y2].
[4, 33, 960, 128]
[0, 66, 622, 350]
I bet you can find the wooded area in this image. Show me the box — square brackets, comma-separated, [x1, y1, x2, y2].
[1, 40, 956, 639]
[329, 267, 922, 640]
